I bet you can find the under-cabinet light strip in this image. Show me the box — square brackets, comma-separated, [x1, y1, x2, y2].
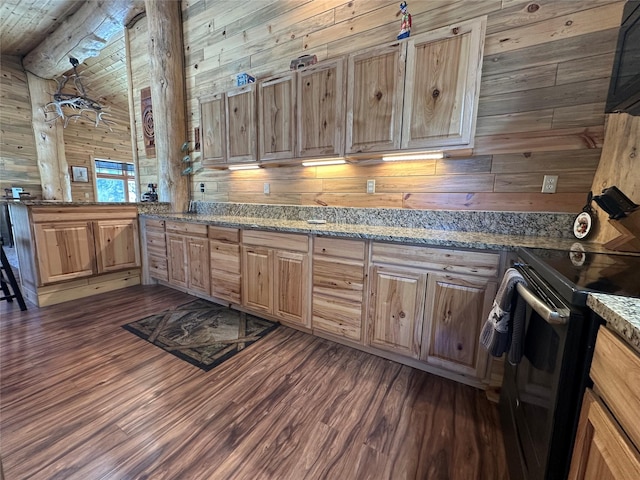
[382, 151, 444, 161]
[301, 158, 347, 167]
[228, 164, 261, 170]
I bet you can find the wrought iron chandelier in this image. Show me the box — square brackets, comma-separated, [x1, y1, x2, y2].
[43, 57, 115, 130]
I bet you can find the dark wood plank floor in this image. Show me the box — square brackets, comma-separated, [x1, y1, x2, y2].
[0, 285, 509, 479]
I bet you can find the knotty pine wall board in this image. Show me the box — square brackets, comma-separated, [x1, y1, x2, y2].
[147, 0, 632, 212]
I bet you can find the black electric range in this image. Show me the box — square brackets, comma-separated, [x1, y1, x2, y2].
[518, 247, 640, 305]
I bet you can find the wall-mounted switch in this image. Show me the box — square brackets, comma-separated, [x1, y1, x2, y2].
[263, 182, 270, 194]
[366, 179, 375, 194]
[541, 175, 558, 194]
[200, 183, 205, 193]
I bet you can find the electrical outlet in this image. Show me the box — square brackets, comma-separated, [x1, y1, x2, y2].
[263, 182, 270, 194]
[366, 179, 375, 194]
[541, 175, 558, 194]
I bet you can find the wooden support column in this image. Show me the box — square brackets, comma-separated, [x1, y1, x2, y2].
[26, 72, 71, 201]
[145, 0, 188, 212]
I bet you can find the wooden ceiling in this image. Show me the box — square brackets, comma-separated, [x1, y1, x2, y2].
[0, 0, 83, 57]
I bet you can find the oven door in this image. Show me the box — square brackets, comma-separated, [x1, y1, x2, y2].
[500, 267, 585, 480]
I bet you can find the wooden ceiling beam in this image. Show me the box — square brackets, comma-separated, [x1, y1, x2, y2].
[22, 0, 144, 79]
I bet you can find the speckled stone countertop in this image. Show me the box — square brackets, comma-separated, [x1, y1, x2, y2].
[142, 211, 615, 253]
[588, 294, 640, 355]
[3, 200, 171, 214]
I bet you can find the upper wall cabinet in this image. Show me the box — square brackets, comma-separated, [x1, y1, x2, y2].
[296, 57, 346, 158]
[258, 72, 296, 161]
[402, 16, 486, 150]
[200, 93, 226, 166]
[226, 84, 257, 163]
[346, 43, 406, 154]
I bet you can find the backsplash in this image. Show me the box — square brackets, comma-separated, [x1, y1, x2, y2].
[193, 202, 575, 238]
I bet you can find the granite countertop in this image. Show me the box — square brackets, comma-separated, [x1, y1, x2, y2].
[588, 294, 640, 355]
[142, 212, 612, 253]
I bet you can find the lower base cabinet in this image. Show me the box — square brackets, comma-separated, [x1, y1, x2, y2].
[569, 327, 640, 479]
[166, 221, 210, 296]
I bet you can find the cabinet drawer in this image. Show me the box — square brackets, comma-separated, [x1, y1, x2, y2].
[210, 240, 240, 274]
[242, 230, 308, 252]
[371, 242, 500, 278]
[313, 237, 366, 260]
[145, 219, 165, 229]
[165, 221, 207, 236]
[313, 257, 364, 301]
[313, 294, 362, 341]
[208, 226, 240, 243]
[591, 327, 640, 451]
[148, 255, 168, 281]
[211, 271, 241, 304]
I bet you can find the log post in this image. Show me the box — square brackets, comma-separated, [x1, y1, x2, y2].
[145, 0, 188, 212]
[26, 72, 72, 201]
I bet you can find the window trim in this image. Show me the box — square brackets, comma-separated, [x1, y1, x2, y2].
[93, 157, 137, 203]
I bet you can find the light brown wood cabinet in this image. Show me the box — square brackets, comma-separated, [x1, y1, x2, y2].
[166, 221, 210, 296]
[296, 57, 346, 158]
[226, 84, 257, 163]
[200, 93, 226, 166]
[209, 226, 241, 304]
[569, 328, 640, 479]
[312, 237, 366, 342]
[368, 242, 500, 382]
[402, 16, 486, 150]
[9, 204, 141, 307]
[346, 43, 405, 154]
[421, 273, 496, 378]
[258, 72, 296, 161]
[242, 230, 310, 327]
[34, 221, 96, 284]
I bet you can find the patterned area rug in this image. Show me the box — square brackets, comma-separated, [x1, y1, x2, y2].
[123, 299, 279, 371]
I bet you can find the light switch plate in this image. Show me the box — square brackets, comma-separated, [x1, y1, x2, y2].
[263, 183, 270, 194]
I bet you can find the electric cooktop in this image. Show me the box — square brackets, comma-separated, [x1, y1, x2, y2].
[519, 247, 640, 304]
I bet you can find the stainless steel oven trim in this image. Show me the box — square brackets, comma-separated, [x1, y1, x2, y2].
[516, 282, 569, 325]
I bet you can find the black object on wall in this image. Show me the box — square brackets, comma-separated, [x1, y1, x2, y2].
[606, 0, 640, 116]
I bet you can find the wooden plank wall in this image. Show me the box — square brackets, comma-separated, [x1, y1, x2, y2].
[155, 0, 631, 212]
[64, 31, 134, 202]
[0, 34, 131, 202]
[0, 55, 43, 199]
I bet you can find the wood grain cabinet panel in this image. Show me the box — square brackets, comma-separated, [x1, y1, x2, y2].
[569, 389, 640, 480]
[33, 221, 95, 284]
[402, 16, 486, 150]
[368, 265, 426, 359]
[258, 72, 296, 161]
[242, 246, 273, 315]
[94, 219, 141, 274]
[167, 233, 188, 289]
[200, 92, 226, 165]
[346, 42, 405, 154]
[167, 231, 210, 295]
[274, 250, 309, 325]
[226, 84, 257, 163]
[296, 57, 346, 158]
[421, 273, 496, 377]
[144, 220, 168, 281]
[210, 226, 241, 304]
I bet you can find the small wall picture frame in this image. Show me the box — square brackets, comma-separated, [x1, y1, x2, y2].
[71, 166, 89, 183]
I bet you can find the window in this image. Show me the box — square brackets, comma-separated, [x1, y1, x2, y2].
[94, 160, 137, 203]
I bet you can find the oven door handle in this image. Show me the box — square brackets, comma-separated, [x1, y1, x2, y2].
[516, 283, 569, 325]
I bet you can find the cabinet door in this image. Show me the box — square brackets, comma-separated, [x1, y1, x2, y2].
[200, 93, 226, 165]
[94, 219, 141, 274]
[226, 84, 257, 163]
[166, 233, 187, 289]
[274, 250, 309, 326]
[402, 16, 486, 149]
[297, 57, 346, 158]
[187, 236, 210, 295]
[346, 43, 405, 154]
[368, 265, 426, 358]
[258, 72, 296, 161]
[33, 222, 95, 284]
[569, 389, 640, 480]
[242, 246, 272, 315]
[146, 223, 168, 281]
[421, 273, 495, 377]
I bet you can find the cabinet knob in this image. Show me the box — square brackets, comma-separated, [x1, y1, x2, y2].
[399, 311, 406, 319]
